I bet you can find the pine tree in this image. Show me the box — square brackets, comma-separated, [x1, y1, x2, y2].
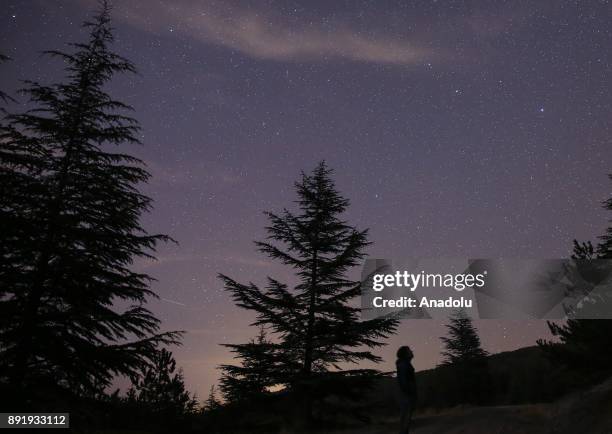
[572, 239, 596, 260]
[127, 348, 198, 417]
[203, 386, 221, 412]
[439, 309, 489, 405]
[219, 162, 398, 417]
[219, 327, 279, 403]
[0, 1, 179, 403]
[440, 309, 488, 366]
[537, 233, 612, 378]
[598, 173, 612, 258]
[538, 319, 612, 375]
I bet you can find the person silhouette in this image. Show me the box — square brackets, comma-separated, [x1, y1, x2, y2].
[396, 346, 417, 434]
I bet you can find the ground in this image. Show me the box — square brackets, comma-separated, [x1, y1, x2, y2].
[325, 378, 612, 434]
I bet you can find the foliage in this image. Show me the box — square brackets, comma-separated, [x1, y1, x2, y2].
[203, 385, 222, 412]
[0, 1, 179, 406]
[440, 308, 488, 366]
[538, 188, 612, 379]
[438, 308, 489, 404]
[219, 327, 279, 403]
[127, 348, 198, 419]
[597, 174, 612, 258]
[219, 162, 398, 421]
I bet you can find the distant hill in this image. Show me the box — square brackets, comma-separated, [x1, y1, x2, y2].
[329, 376, 612, 434]
[203, 346, 606, 433]
[367, 346, 578, 413]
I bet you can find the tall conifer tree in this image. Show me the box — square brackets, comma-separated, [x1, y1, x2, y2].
[0, 2, 179, 402]
[219, 162, 398, 415]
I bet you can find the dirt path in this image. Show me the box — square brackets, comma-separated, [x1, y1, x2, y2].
[303, 379, 612, 434]
[328, 399, 612, 434]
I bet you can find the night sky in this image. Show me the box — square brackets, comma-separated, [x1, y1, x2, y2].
[2, 0, 612, 397]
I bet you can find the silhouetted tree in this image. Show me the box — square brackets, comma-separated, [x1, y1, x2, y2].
[219, 327, 278, 403]
[219, 162, 398, 421]
[572, 240, 596, 260]
[440, 309, 488, 365]
[538, 229, 612, 379]
[538, 319, 612, 376]
[128, 348, 198, 418]
[203, 385, 221, 412]
[439, 309, 489, 404]
[598, 174, 612, 258]
[0, 1, 179, 405]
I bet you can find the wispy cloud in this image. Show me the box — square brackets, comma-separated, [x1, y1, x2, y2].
[72, 0, 538, 68]
[107, 0, 436, 65]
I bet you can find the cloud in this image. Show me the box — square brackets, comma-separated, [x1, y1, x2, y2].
[110, 0, 435, 65]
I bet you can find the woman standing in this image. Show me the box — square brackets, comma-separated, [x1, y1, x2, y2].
[396, 346, 417, 434]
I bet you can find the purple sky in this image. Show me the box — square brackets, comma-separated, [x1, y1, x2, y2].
[2, 0, 612, 398]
